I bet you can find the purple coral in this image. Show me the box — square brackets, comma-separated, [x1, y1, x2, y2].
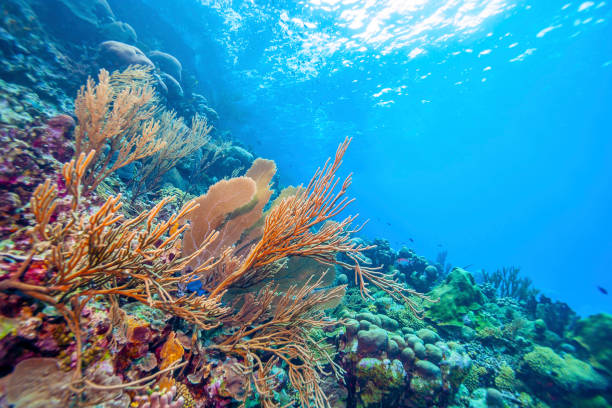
[135, 386, 184, 408]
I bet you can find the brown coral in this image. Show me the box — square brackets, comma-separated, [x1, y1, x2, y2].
[4, 358, 71, 408]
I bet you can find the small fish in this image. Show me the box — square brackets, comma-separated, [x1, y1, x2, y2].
[395, 258, 411, 267]
[186, 280, 209, 296]
[598, 286, 608, 295]
[462, 264, 473, 270]
[386, 222, 391, 226]
[408, 238, 414, 243]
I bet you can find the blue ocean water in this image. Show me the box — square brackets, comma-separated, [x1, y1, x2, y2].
[116, 0, 611, 316]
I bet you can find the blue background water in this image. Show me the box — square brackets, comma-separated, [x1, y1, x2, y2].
[112, 0, 612, 315]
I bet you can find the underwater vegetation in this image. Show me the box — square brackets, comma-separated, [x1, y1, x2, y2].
[0, 65, 434, 407]
[0, 1, 611, 408]
[479, 267, 539, 304]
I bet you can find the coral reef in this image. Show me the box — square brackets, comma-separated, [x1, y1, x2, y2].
[0, 66, 434, 407]
[425, 268, 485, 330]
[1, 2, 611, 408]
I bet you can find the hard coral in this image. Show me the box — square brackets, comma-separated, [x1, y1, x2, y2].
[135, 386, 185, 408]
[4, 358, 71, 408]
[0, 68, 432, 407]
[99, 40, 154, 69]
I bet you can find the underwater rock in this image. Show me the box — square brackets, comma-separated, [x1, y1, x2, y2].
[0, 25, 27, 61]
[4, 358, 71, 408]
[415, 359, 441, 378]
[425, 343, 444, 364]
[162, 167, 189, 191]
[228, 145, 255, 165]
[0, 119, 71, 241]
[390, 334, 406, 349]
[424, 265, 438, 279]
[204, 144, 255, 180]
[397, 247, 428, 270]
[319, 374, 348, 408]
[357, 327, 388, 356]
[345, 319, 360, 337]
[160, 72, 184, 100]
[197, 101, 220, 122]
[442, 344, 472, 387]
[356, 312, 382, 327]
[149, 50, 183, 82]
[41, 114, 76, 162]
[387, 338, 400, 357]
[425, 268, 485, 330]
[413, 341, 427, 359]
[485, 388, 505, 408]
[534, 318, 547, 335]
[378, 314, 399, 331]
[0, 13, 77, 112]
[572, 313, 612, 376]
[416, 328, 440, 344]
[0, 79, 60, 125]
[407, 368, 445, 406]
[535, 295, 577, 336]
[207, 357, 248, 402]
[337, 273, 349, 285]
[363, 238, 396, 270]
[99, 20, 137, 44]
[30, 0, 115, 43]
[397, 248, 439, 292]
[519, 345, 608, 405]
[355, 358, 405, 407]
[400, 347, 415, 363]
[84, 360, 131, 407]
[98, 40, 154, 69]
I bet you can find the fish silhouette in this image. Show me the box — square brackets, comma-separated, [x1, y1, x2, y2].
[597, 286, 608, 295]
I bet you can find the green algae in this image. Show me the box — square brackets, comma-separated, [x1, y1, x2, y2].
[425, 268, 485, 328]
[572, 313, 612, 376]
[520, 345, 608, 395]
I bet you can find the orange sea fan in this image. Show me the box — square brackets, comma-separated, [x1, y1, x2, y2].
[181, 158, 276, 271]
[208, 137, 363, 297]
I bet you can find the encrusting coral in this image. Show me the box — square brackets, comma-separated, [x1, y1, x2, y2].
[0, 67, 433, 408]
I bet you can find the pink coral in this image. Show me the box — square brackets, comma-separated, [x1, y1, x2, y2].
[32, 114, 75, 162]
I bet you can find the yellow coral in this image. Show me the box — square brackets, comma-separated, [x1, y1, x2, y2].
[176, 383, 195, 408]
[495, 363, 517, 392]
[464, 364, 487, 391]
[159, 332, 184, 370]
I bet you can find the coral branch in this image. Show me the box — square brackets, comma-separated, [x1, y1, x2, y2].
[208, 137, 432, 315]
[212, 273, 346, 408]
[73, 68, 165, 194]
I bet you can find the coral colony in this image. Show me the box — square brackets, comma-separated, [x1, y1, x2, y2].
[0, 1, 611, 408]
